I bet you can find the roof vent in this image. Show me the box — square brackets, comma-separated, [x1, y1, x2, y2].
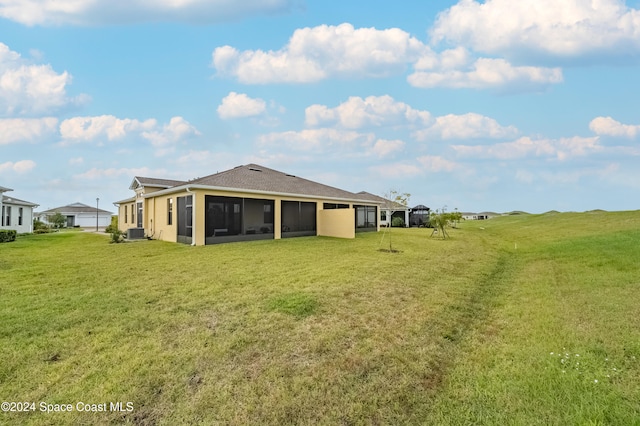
[285, 174, 296, 177]
[249, 168, 262, 172]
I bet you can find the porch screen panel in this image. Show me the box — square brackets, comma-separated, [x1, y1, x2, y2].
[205, 196, 242, 237]
[177, 195, 192, 244]
[355, 205, 377, 231]
[281, 200, 316, 237]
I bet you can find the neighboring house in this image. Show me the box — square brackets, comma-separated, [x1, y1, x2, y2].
[461, 212, 500, 220]
[357, 191, 410, 227]
[409, 204, 430, 227]
[1, 186, 39, 233]
[114, 164, 381, 245]
[37, 202, 113, 228]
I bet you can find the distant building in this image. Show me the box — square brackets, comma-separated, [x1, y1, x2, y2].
[409, 204, 430, 227]
[356, 192, 410, 228]
[461, 212, 500, 220]
[37, 202, 113, 228]
[1, 186, 39, 233]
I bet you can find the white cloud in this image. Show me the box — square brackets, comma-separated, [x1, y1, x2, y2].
[59, 115, 156, 143]
[212, 23, 428, 83]
[217, 92, 266, 119]
[452, 136, 602, 160]
[416, 155, 460, 172]
[0, 42, 87, 115]
[74, 166, 167, 180]
[372, 139, 405, 157]
[258, 128, 375, 153]
[0, 0, 296, 26]
[0, 159, 36, 173]
[0, 117, 58, 144]
[414, 112, 518, 140]
[589, 116, 640, 138]
[370, 162, 423, 179]
[142, 116, 201, 147]
[430, 0, 640, 60]
[408, 57, 563, 90]
[59, 115, 199, 152]
[305, 95, 431, 129]
[68, 157, 83, 165]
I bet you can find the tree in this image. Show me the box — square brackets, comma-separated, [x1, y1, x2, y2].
[380, 190, 410, 252]
[48, 212, 66, 229]
[429, 207, 460, 239]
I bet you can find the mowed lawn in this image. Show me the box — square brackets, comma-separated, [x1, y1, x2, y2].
[1, 211, 639, 425]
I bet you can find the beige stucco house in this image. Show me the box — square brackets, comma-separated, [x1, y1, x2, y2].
[114, 164, 381, 245]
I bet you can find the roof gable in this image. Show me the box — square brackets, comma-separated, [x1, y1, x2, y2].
[2, 195, 38, 207]
[38, 202, 113, 215]
[130, 176, 185, 190]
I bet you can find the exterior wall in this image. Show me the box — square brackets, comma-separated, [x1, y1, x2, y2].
[318, 208, 355, 239]
[1, 203, 34, 233]
[135, 187, 379, 246]
[73, 213, 111, 228]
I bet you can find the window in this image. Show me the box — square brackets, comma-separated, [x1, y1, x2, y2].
[130, 203, 134, 224]
[124, 205, 128, 223]
[380, 210, 387, 221]
[323, 203, 349, 209]
[1, 206, 4, 226]
[4, 206, 11, 226]
[18, 207, 23, 226]
[167, 198, 173, 225]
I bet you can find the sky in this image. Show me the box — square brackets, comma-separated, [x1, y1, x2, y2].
[1, 0, 640, 214]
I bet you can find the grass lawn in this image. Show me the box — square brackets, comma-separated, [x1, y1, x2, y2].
[1, 211, 639, 425]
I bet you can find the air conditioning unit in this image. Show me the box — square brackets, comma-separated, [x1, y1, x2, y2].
[127, 228, 145, 239]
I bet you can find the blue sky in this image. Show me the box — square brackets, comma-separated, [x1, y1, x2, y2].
[1, 0, 639, 214]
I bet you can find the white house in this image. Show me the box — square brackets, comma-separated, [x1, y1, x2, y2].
[37, 202, 113, 228]
[1, 186, 39, 233]
[357, 191, 410, 227]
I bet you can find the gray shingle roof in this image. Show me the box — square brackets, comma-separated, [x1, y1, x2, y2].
[0, 186, 13, 192]
[189, 164, 379, 202]
[131, 176, 185, 190]
[38, 202, 113, 215]
[2, 195, 38, 207]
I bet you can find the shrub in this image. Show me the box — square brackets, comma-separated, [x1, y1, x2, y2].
[391, 216, 405, 227]
[105, 216, 119, 234]
[0, 229, 17, 243]
[110, 229, 125, 244]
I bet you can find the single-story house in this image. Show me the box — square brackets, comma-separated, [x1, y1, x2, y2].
[357, 191, 410, 227]
[114, 164, 381, 245]
[1, 186, 39, 233]
[37, 202, 113, 228]
[461, 211, 499, 220]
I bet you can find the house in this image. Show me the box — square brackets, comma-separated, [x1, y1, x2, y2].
[114, 164, 381, 245]
[1, 186, 39, 233]
[461, 211, 499, 220]
[357, 192, 410, 227]
[409, 204, 430, 227]
[37, 202, 113, 228]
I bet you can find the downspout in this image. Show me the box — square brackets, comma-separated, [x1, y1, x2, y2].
[186, 187, 196, 246]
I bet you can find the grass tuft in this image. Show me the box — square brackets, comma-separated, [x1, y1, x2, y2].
[266, 292, 319, 318]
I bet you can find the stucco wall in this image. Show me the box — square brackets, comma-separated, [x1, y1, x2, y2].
[317, 208, 355, 239]
[134, 188, 378, 245]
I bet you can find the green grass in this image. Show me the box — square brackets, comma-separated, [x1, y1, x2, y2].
[1, 211, 639, 424]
